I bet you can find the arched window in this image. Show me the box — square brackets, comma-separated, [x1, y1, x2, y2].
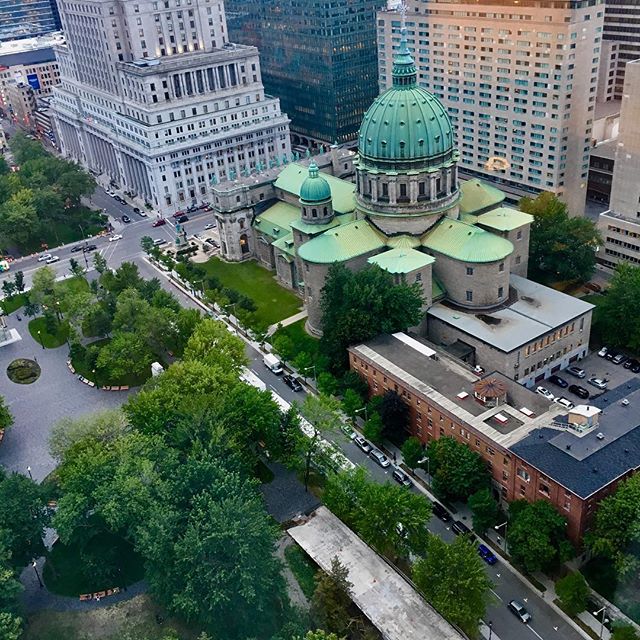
[312, 208, 317, 218]
[323, 207, 327, 215]
[239, 233, 249, 254]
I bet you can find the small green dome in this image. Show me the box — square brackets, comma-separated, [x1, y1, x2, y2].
[299, 163, 332, 204]
[358, 32, 456, 169]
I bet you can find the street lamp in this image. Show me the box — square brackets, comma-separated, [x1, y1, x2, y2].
[27, 466, 33, 480]
[302, 364, 317, 388]
[31, 560, 43, 588]
[78, 224, 89, 270]
[354, 406, 368, 423]
[488, 620, 493, 640]
[495, 521, 508, 552]
[37, 329, 44, 349]
[592, 606, 608, 640]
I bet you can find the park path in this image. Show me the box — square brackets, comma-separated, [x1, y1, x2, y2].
[266, 310, 308, 338]
[275, 535, 310, 612]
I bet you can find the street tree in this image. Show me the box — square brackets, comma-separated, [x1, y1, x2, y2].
[468, 488, 500, 534]
[401, 436, 424, 470]
[140, 236, 155, 255]
[12, 271, 24, 293]
[0, 397, 13, 431]
[520, 192, 601, 283]
[585, 473, 640, 577]
[555, 572, 589, 616]
[93, 252, 108, 275]
[0, 189, 39, 246]
[426, 436, 490, 502]
[340, 388, 362, 420]
[182, 318, 246, 375]
[310, 556, 353, 636]
[320, 263, 424, 372]
[69, 258, 84, 277]
[30, 266, 56, 304]
[413, 534, 492, 636]
[362, 412, 383, 445]
[379, 390, 409, 440]
[507, 500, 573, 573]
[1, 280, 16, 300]
[612, 624, 640, 640]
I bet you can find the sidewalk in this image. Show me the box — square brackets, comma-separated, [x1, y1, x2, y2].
[266, 309, 308, 337]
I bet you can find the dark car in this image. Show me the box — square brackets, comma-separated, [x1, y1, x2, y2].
[568, 384, 590, 400]
[114, 195, 126, 204]
[612, 353, 627, 365]
[70, 245, 83, 253]
[121, 214, 131, 223]
[451, 520, 472, 537]
[431, 502, 451, 522]
[478, 544, 498, 565]
[606, 351, 617, 361]
[133, 207, 141, 214]
[83, 244, 97, 252]
[177, 215, 189, 223]
[632, 361, 640, 374]
[392, 468, 412, 487]
[282, 374, 302, 392]
[548, 374, 568, 388]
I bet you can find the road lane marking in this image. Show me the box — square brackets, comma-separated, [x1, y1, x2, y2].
[526, 624, 545, 640]
[490, 589, 503, 602]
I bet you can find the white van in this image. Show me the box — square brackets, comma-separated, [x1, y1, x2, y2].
[263, 353, 283, 375]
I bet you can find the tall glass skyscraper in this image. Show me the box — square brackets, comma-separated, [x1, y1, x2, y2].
[226, 0, 385, 146]
[0, 0, 62, 41]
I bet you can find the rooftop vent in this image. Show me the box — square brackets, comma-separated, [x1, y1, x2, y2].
[566, 444, 571, 450]
[596, 432, 605, 440]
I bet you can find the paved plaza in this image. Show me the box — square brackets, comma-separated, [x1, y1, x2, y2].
[0, 313, 131, 481]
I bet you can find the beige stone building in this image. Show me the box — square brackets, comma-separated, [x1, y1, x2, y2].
[598, 59, 640, 268]
[376, 0, 604, 217]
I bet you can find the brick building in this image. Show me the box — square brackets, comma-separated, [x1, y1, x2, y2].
[349, 332, 640, 544]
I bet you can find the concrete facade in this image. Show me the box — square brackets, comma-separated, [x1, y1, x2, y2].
[377, 0, 603, 216]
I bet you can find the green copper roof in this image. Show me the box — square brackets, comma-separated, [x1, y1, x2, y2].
[368, 248, 434, 274]
[274, 163, 355, 214]
[297, 220, 385, 264]
[385, 234, 421, 249]
[299, 162, 332, 204]
[458, 179, 506, 216]
[272, 232, 296, 257]
[476, 207, 534, 232]
[422, 218, 513, 263]
[253, 201, 299, 239]
[290, 212, 354, 236]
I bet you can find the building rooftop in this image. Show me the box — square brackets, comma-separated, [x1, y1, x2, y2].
[288, 507, 466, 640]
[253, 201, 299, 240]
[290, 212, 353, 235]
[511, 380, 640, 498]
[476, 207, 533, 232]
[423, 218, 513, 263]
[428, 275, 594, 354]
[368, 248, 434, 274]
[274, 162, 356, 214]
[458, 178, 506, 216]
[592, 138, 618, 161]
[595, 99, 622, 120]
[0, 32, 64, 61]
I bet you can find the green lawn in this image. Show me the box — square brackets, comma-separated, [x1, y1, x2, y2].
[28, 317, 69, 348]
[0, 292, 27, 314]
[201, 258, 302, 327]
[272, 318, 320, 360]
[58, 275, 91, 296]
[284, 543, 318, 600]
[43, 531, 145, 597]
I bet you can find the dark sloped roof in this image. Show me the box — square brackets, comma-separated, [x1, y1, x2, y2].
[0, 47, 56, 67]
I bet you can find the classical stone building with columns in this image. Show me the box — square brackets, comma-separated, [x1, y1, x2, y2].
[212, 32, 593, 388]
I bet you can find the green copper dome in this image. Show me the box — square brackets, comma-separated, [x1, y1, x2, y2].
[299, 163, 332, 204]
[358, 31, 456, 170]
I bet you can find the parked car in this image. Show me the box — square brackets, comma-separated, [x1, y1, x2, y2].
[392, 468, 412, 487]
[631, 361, 640, 374]
[605, 351, 617, 361]
[623, 358, 638, 370]
[554, 396, 575, 410]
[172, 210, 186, 218]
[152, 218, 167, 227]
[204, 222, 216, 230]
[45, 255, 60, 264]
[121, 214, 131, 223]
[568, 384, 590, 400]
[598, 346, 608, 357]
[584, 282, 602, 293]
[83, 244, 97, 252]
[451, 520, 472, 537]
[548, 374, 568, 389]
[431, 502, 451, 522]
[70, 245, 83, 253]
[109, 234, 123, 242]
[114, 195, 126, 204]
[508, 600, 532, 624]
[153, 238, 167, 246]
[132, 207, 141, 214]
[37, 253, 52, 262]
[612, 353, 627, 365]
[177, 215, 189, 223]
[535, 386, 555, 401]
[588, 377, 608, 391]
[369, 449, 391, 468]
[354, 436, 372, 454]
[477, 544, 498, 565]
[566, 366, 586, 379]
[282, 374, 302, 392]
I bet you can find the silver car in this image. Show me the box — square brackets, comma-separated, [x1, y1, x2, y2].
[354, 436, 372, 454]
[588, 377, 608, 390]
[369, 449, 391, 468]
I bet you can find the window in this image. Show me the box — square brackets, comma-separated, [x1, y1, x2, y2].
[499, 262, 505, 272]
[517, 468, 530, 482]
[539, 483, 550, 496]
[466, 290, 473, 302]
[498, 286, 504, 298]
[466, 266, 474, 275]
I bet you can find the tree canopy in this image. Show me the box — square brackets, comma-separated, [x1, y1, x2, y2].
[319, 263, 424, 371]
[520, 192, 601, 284]
[555, 572, 589, 616]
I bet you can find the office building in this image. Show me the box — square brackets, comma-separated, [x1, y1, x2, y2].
[225, 0, 384, 146]
[377, 0, 604, 216]
[350, 332, 640, 543]
[51, 0, 290, 215]
[599, 0, 640, 100]
[599, 60, 640, 268]
[0, 0, 62, 41]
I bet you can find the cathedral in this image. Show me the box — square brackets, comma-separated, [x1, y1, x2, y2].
[211, 33, 593, 388]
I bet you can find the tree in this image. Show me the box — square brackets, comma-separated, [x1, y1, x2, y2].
[1, 280, 16, 300]
[362, 412, 383, 445]
[82, 303, 112, 337]
[0, 545, 22, 615]
[0, 397, 13, 431]
[401, 436, 424, 470]
[379, 390, 409, 440]
[507, 500, 573, 573]
[111, 288, 151, 334]
[320, 263, 424, 372]
[317, 372, 340, 397]
[0, 612, 22, 640]
[93, 251, 108, 275]
[468, 488, 499, 534]
[520, 192, 601, 283]
[23, 298, 39, 318]
[413, 534, 492, 636]
[69, 257, 84, 277]
[555, 572, 589, 616]
[0, 188, 39, 246]
[310, 556, 353, 636]
[30, 266, 56, 304]
[182, 318, 246, 375]
[12, 271, 24, 293]
[612, 624, 640, 640]
[96, 332, 154, 380]
[426, 437, 490, 502]
[585, 474, 640, 577]
[295, 632, 343, 640]
[140, 236, 155, 254]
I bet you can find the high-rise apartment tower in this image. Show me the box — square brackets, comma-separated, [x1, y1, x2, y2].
[226, 0, 384, 146]
[377, 0, 604, 216]
[0, 0, 62, 41]
[51, 0, 291, 215]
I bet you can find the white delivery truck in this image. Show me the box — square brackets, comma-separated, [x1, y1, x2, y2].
[263, 353, 283, 375]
